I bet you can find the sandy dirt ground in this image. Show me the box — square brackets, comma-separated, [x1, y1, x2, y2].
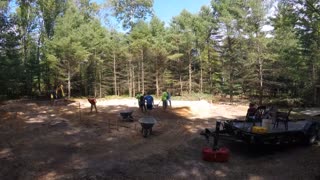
[0, 98, 319, 180]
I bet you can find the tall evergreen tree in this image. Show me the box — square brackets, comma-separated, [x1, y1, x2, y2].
[149, 16, 168, 96]
[46, 1, 90, 98]
[0, 7, 23, 97]
[243, 0, 272, 104]
[212, 0, 246, 102]
[170, 10, 197, 94]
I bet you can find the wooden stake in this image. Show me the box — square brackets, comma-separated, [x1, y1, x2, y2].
[79, 102, 81, 121]
[108, 119, 111, 133]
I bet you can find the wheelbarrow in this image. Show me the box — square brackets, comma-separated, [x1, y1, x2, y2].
[119, 110, 134, 121]
[138, 117, 157, 137]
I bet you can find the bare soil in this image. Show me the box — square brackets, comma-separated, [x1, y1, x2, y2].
[0, 99, 319, 180]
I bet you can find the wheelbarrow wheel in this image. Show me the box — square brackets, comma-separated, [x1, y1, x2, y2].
[142, 128, 150, 137]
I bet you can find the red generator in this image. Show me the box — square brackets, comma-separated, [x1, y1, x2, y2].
[202, 147, 230, 162]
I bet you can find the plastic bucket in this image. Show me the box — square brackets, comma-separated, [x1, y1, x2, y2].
[262, 119, 272, 129]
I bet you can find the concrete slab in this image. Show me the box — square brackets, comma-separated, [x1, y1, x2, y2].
[300, 108, 320, 116]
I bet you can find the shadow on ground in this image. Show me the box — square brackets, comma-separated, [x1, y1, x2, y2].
[0, 99, 319, 180]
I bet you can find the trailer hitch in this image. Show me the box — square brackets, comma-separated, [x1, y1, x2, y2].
[200, 128, 212, 143]
[200, 121, 221, 150]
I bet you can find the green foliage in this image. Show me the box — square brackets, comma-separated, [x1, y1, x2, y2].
[38, 0, 67, 38]
[266, 98, 304, 108]
[109, 0, 154, 29]
[269, 0, 320, 104]
[130, 20, 151, 51]
[0, 10, 23, 97]
[0, 0, 319, 106]
[167, 53, 184, 61]
[0, 1, 10, 11]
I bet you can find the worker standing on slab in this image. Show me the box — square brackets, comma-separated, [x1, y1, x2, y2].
[161, 91, 168, 110]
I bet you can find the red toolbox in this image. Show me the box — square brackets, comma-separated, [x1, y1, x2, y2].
[202, 147, 230, 162]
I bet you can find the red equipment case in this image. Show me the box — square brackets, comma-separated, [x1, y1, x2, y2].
[202, 147, 230, 162]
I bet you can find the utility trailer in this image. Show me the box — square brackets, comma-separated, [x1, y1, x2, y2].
[201, 119, 320, 146]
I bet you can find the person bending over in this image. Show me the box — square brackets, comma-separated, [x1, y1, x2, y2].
[144, 92, 154, 110]
[88, 97, 97, 113]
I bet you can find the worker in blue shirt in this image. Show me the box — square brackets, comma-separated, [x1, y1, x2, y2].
[144, 92, 154, 110]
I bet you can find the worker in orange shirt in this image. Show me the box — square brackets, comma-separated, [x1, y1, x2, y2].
[88, 97, 98, 113]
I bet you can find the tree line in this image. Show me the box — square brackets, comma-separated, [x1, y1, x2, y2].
[0, 0, 319, 105]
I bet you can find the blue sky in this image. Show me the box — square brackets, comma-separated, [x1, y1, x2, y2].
[153, 0, 211, 25]
[96, 0, 211, 24]
[9, 0, 211, 29]
[94, 0, 211, 30]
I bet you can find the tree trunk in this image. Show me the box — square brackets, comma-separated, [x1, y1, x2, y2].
[188, 52, 192, 94]
[67, 61, 71, 99]
[138, 60, 141, 92]
[206, 39, 210, 93]
[208, 43, 212, 93]
[94, 49, 97, 97]
[179, 59, 183, 95]
[37, 34, 41, 93]
[155, 58, 160, 97]
[20, 0, 31, 95]
[227, 36, 234, 102]
[84, 66, 88, 96]
[128, 59, 132, 97]
[99, 70, 102, 98]
[180, 75, 183, 95]
[209, 67, 212, 93]
[113, 51, 117, 95]
[312, 62, 317, 104]
[44, 62, 50, 91]
[156, 68, 159, 97]
[133, 66, 135, 97]
[229, 72, 233, 102]
[259, 58, 263, 105]
[80, 63, 82, 96]
[23, 24, 29, 94]
[141, 49, 145, 94]
[200, 50, 203, 93]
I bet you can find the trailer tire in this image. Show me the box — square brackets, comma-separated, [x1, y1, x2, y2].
[304, 124, 320, 145]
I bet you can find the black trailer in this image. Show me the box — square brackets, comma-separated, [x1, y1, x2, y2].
[201, 119, 320, 146]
